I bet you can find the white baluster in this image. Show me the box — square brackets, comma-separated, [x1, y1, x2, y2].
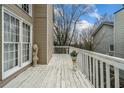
[84, 54, 86, 75]
[93, 58, 96, 86]
[82, 54, 85, 73]
[81, 53, 83, 73]
[100, 62, 104, 88]
[114, 67, 120, 88]
[106, 64, 110, 88]
[89, 56, 92, 82]
[87, 56, 89, 80]
[95, 59, 99, 88]
[85, 54, 88, 77]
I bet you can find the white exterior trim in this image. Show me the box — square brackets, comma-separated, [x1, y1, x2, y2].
[17, 4, 32, 17]
[2, 6, 32, 80]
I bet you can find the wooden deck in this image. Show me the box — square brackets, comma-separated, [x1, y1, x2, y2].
[4, 54, 93, 88]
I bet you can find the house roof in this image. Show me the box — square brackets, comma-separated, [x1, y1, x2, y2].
[114, 7, 124, 14]
[92, 22, 113, 37]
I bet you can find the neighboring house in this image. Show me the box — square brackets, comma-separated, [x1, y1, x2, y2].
[114, 7, 124, 58]
[0, 4, 53, 84]
[92, 22, 114, 56]
[92, 6, 124, 59]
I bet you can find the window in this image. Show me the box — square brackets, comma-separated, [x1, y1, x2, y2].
[3, 9, 32, 78]
[22, 23, 31, 63]
[110, 44, 114, 51]
[22, 4, 29, 14]
[4, 13, 19, 72]
[17, 4, 32, 16]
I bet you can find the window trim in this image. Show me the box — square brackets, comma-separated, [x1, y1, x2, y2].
[17, 4, 32, 17]
[2, 6, 33, 80]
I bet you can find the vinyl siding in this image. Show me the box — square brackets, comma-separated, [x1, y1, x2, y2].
[0, 4, 53, 81]
[33, 4, 53, 64]
[0, 5, 2, 80]
[3, 4, 32, 23]
[114, 9, 124, 58]
[93, 25, 113, 55]
[47, 5, 53, 63]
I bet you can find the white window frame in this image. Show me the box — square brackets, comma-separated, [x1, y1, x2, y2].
[17, 4, 32, 17]
[2, 7, 32, 80]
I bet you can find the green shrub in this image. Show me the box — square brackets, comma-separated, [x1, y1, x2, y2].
[70, 50, 78, 57]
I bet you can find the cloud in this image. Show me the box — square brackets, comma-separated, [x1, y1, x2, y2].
[87, 5, 102, 20]
[76, 20, 93, 32]
[89, 9, 101, 20]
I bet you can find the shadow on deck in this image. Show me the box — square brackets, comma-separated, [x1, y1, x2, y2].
[4, 54, 94, 88]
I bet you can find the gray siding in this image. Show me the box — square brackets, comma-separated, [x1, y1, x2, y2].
[93, 25, 113, 55]
[33, 4, 53, 64]
[0, 5, 2, 80]
[114, 9, 124, 58]
[47, 5, 53, 64]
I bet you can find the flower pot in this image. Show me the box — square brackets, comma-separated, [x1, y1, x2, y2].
[71, 56, 77, 62]
[71, 56, 77, 71]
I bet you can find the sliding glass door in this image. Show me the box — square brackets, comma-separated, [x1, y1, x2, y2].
[4, 13, 19, 72]
[3, 9, 32, 79]
[22, 22, 31, 65]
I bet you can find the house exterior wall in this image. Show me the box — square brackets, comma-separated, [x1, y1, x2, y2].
[93, 25, 113, 55]
[0, 5, 2, 80]
[33, 4, 53, 64]
[114, 9, 124, 58]
[33, 4, 47, 64]
[3, 5, 33, 23]
[0, 4, 53, 83]
[47, 5, 53, 63]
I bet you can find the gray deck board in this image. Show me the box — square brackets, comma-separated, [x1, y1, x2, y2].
[4, 54, 94, 88]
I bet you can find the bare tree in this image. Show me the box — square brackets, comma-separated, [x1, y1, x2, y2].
[80, 13, 113, 51]
[80, 27, 94, 50]
[53, 4, 94, 46]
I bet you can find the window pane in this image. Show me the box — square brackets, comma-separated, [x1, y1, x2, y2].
[4, 63, 8, 72]
[4, 13, 10, 42]
[21, 4, 31, 15]
[4, 12, 19, 72]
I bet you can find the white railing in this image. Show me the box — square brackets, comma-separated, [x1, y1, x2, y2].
[54, 46, 124, 88]
[54, 46, 69, 54]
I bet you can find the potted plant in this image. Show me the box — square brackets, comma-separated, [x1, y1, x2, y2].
[70, 50, 78, 71]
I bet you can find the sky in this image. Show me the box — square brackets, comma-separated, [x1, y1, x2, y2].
[76, 4, 122, 32]
[54, 4, 123, 32]
[82, 4, 122, 24]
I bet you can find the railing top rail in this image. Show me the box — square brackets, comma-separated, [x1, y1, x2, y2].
[54, 46, 124, 65]
[68, 46, 124, 62]
[69, 46, 124, 70]
[54, 46, 69, 48]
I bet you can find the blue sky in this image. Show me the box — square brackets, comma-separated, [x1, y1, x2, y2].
[75, 4, 123, 32]
[82, 4, 122, 24]
[54, 4, 123, 32]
